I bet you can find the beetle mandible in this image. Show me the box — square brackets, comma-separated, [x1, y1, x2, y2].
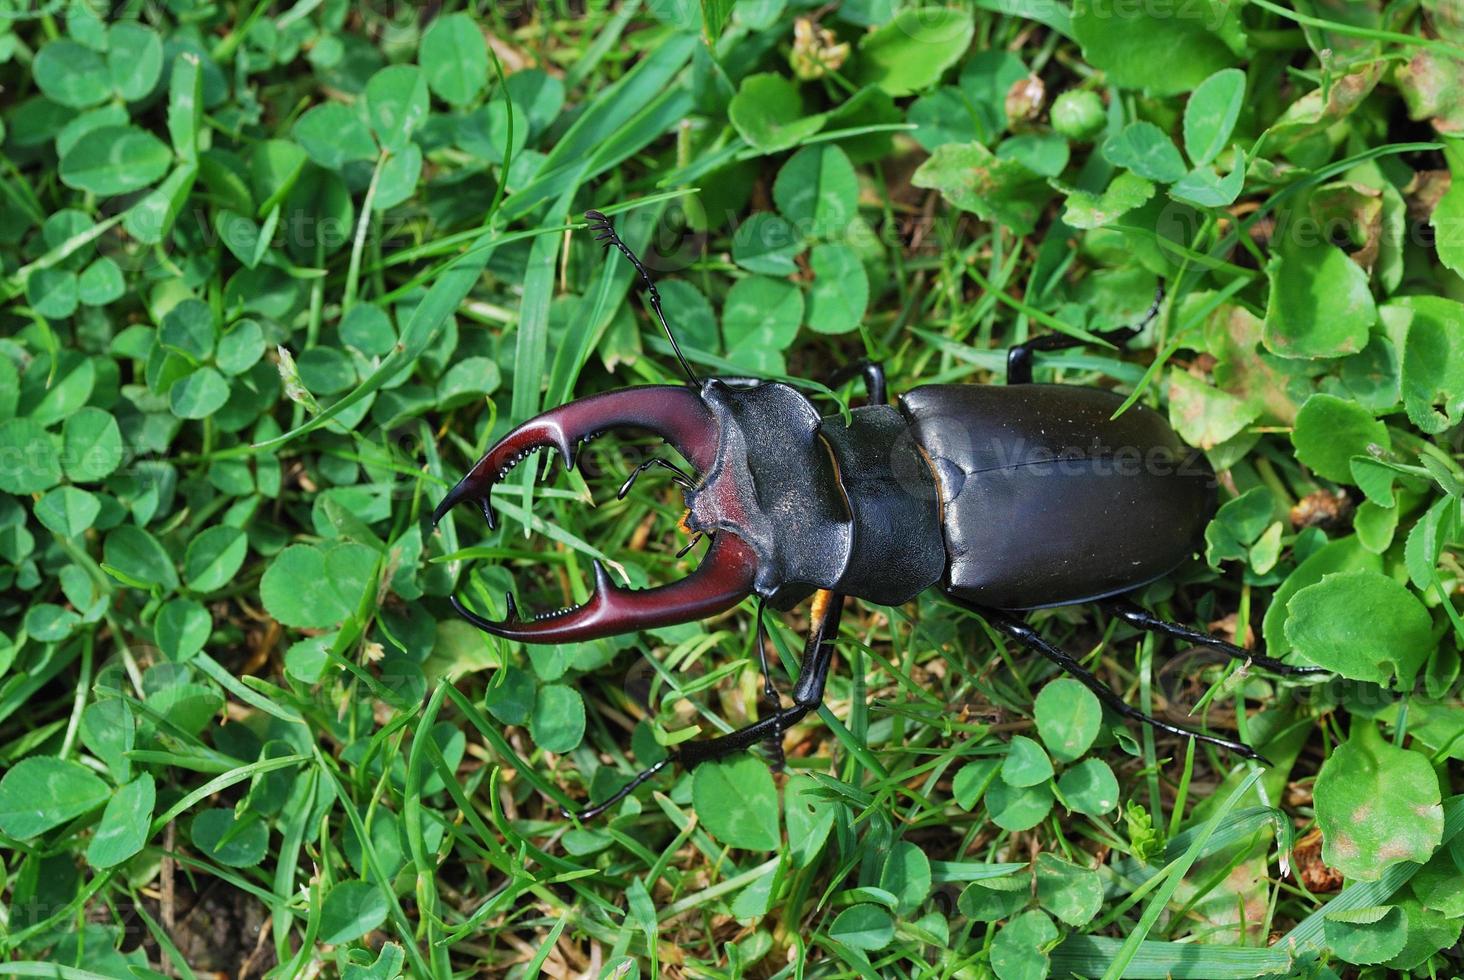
[434, 210, 1322, 818]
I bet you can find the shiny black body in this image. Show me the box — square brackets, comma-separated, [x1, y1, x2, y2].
[680, 379, 1214, 616]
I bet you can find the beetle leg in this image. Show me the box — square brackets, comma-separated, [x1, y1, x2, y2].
[562, 593, 845, 820]
[1099, 597, 1328, 677]
[1005, 287, 1163, 384]
[828, 359, 888, 405]
[617, 456, 695, 500]
[965, 603, 1271, 764]
[753, 599, 787, 772]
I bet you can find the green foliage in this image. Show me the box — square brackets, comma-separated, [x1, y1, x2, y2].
[2, 1, 1462, 976]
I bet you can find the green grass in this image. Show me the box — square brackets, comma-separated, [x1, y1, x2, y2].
[2, 1, 1463, 977]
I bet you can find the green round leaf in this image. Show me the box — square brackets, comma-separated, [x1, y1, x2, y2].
[959, 876, 1029, 922]
[34, 486, 101, 537]
[728, 72, 826, 153]
[483, 665, 535, 726]
[78, 257, 125, 306]
[63, 406, 123, 483]
[1102, 122, 1187, 183]
[365, 64, 429, 152]
[854, 8, 975, 96]
[806, 243, 869, 335]
[59, 125, 172, 196]
[217, 319, 266, 375]
[731, 212, 805, 276]
[692, 755, 780, 850]
[26, 603, 80, 642]
[1183, 68, 1246, 166]
[372, 143, 422, 211]
[657, 280, 719, 353]
[155, 598, 210, 662]
[169, 367, 231, 419]
[0, 418, 61, 494]
[454, 100, 528, 164]
[34, 39, 111, 108]
[986, 778, 1053, 831]
[1397, 296, 1464, 434]
[1035, 853, 1102, 927]
[1034, 678, 1102, 762]
[910, 87, 981, 150]
[911, 141, 1051, 235]
[1001, 735, 1054, 787]
[437, 355, 502, 409]
[103, 525, 178, 590]
[784, 773, 835, 868]
[952, 758, 1001, 810]
[1169, 156, 1246, 209]
[1314, 721, 1443, 881]
[1284, 569, 1432, 686]
[0, 756, 111, 839]
[1057, 758, 1120, 816]
[190, 808, 269, 868]
[1291, 392, 1391, 484]
[185, 526, 250, 593]
[990, 910, 1058, 980]
[160, 298, 217, 362]
[773, 144, 858, 236]
[828, 903, 894, 951]
[419, 13, 488, 106]
[86, 774, 156, 869]
[1263, 241, 1377, 359]
[293, 102, 377, 170]
[528, 683, 585, 754]
[1324, 904, 1408, 965]
[26, 267, 79, 319]
[260, 543, 368, 629]
[722, 276, 803, 375]
[878, 840, 932, 916]
[107, 21, 163, 101]
[1073, 0, 1238, 96]
[340, 304, 396, 356]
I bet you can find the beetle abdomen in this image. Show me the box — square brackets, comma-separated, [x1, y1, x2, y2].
[898, 384, 1215, 610]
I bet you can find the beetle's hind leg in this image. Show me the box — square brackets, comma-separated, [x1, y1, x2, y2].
[1005, 288, 1163, 384]
[562, 593, 845, 820]
[962, 602, 1270, 764]
[1099, 597, 1327, 677]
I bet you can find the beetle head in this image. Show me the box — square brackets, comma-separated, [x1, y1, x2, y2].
[433, 384, 759, 642]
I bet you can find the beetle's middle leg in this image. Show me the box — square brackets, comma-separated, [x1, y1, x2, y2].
[962, 602, 1270, 763]
[1005, 288, 1163, 384]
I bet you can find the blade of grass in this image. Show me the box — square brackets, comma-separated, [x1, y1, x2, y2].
[1100, 769, 1264, 980]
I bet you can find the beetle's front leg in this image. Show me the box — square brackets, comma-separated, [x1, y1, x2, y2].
[564, 592, 845, 820]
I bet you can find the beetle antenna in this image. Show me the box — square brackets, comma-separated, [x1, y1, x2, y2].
[585, 209, 701, 388]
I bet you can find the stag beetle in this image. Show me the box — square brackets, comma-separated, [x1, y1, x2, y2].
[434, 211, 1321, 819]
